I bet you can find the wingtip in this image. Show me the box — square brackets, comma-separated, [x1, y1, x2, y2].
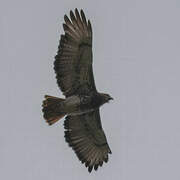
[64, 14, 68, 21]
[80, 9, 84, 14]
[70, 10, 74, 16]
[94, 164, 99, 171]
[109, 149, 112, 154]
[80, 9, 85, 17]
[88, 166, 93, 173]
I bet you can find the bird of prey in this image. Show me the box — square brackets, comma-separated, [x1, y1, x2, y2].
[42, 9, 113, 173]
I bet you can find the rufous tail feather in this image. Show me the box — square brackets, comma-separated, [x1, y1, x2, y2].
[42, 95, 66, 125]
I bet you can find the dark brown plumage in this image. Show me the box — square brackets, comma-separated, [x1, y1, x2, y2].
[42, 9, 113, 173]
[64, 110, 112, 172]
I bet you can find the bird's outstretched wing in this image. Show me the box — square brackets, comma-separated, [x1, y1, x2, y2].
[54, 9, 96, 97]
[64, 109, 112, 172]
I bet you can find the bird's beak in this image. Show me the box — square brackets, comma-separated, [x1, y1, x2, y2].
[109, 97, 113, 100]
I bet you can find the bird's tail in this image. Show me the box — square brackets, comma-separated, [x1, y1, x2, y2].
[42, 95, 66, 125]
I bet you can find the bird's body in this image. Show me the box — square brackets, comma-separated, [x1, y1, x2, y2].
[42, 9, 113, 172]
[46, 93, 111, 116]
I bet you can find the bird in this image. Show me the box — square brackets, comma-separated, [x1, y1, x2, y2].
[42, 9, 113, 173]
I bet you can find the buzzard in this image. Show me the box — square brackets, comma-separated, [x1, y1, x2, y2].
[42, 9, 113, 172]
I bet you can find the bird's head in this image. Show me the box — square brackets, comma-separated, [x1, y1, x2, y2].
[100, 93, 113, 103]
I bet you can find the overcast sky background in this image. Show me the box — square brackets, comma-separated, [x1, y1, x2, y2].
[1, 0, 180, 179]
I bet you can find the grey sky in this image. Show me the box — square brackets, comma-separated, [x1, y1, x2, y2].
[1, 0, 180, 179]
